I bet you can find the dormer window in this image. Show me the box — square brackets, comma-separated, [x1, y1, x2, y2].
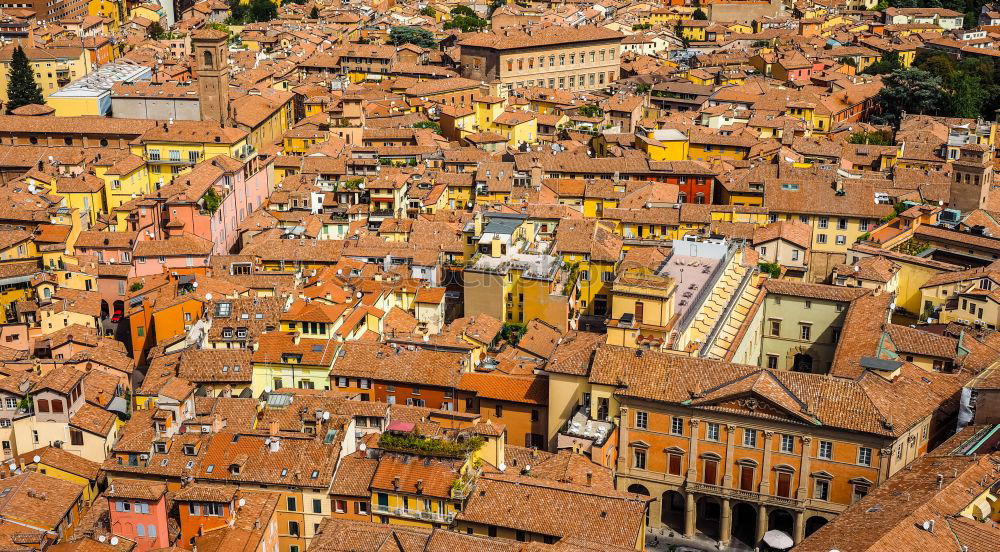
[230, 464, 241, 475]
[183, 444, 196, 456]
[154, 442, 167, 454]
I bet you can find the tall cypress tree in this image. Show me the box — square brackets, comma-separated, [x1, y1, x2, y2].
[6, 46, 43, 113]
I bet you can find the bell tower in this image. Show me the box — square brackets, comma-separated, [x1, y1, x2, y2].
[192, 29, 230, 126]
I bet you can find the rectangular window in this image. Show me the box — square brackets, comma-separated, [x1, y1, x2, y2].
[667, 453, 682, 475]
[814, 479, 830, 501]
[852, 483, 870, 503]
[743, 429, 758, 448]
[671, 417, 683, 435]
[312, 499, 323, 513]
[635, 411, 647, 429]
[633, 448, 646, 469]
[817, 234, 828, 244]
[837, 218, 848, 230]
[767, 355, 779, 370]
[704, 459, 718, 485]
[770, 320, 781, 336]
[780, 434, 794, 453]
[858, 447, 872, 466]
[70, 429, 84, 446]
[287, 497, 296, 512]
[800, 324, 811, 341]
[706, 422, 720, 442]
[818, 217, 829, 229]
[818, 440, 833, 460]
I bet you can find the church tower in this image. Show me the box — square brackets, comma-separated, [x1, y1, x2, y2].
[192, 29, 230, 126]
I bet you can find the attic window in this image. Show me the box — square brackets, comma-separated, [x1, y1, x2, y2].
[160, 458, 169, 466]
[311, 345, 323, 352]
[186, 460, 195, 469]
[183, 445, 196, 456]
[232, 435, 241, 443]
[241, 313, 249, 319]
[222, 366, 229, 373]
[255, 313, 263, 319]
[234, 366, 241, 372]
[154, 442, 167, 453]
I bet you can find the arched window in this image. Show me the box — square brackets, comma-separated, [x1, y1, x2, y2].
[203, 50, 214, 67]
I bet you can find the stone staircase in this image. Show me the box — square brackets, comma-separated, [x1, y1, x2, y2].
[700, 266, 763, 360]
[689, 261, 750, 341]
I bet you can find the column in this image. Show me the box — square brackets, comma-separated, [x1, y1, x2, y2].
[793, 510, 805, 544]
[878, 446, 893, 484]
[719, 497, 732, 545]
[797, 436, 812, 499]
[618, 406, 630, 473]
[687, 419, 700, 481]
[760, 431, 774, 495]
[756, 504, 768, 545]
[649, 496, 663, 531]
[723, 424, 736, 488]
[684, 491, 696, 537]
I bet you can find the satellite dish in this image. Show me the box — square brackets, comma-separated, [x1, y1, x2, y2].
[32, 455, 40, 463]
[98, 536, 106, 543]
[498, 463, 506, 472]
[192, 281, 198, 288]
[205, 293, 212, 301]
[359, 443, 367, 452]
[322, 411, 330, 420]
[922, 521, 932, 530]
[263, 387, 271, 394]
[110, 538, 119, 546]
[7, 464, 14, 471]
[238, 498, 246, 507]
[355, 292, 362, 299]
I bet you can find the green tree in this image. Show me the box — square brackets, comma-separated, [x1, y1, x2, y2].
[389, 26, 436, 48]
[412, 120, 441, 134]
[202, 188, 222, 214]
[5, 46, 43, 113]
[309, 5, 319, 18]
[500, 323, 528, 346]
[872, 68, 945, 125]
[848, 130, 892, 145]
[450, 5, 476, 17]
[862, 51, 901, 75]
[148, 21, 166, 39]
[419, 6, 436, 16]
[248, 0, 277, 21]
[578, 104, 604, 117]
[636, 83, 651, 94]
[444, 14, 487, 32]
[692, 8, 708, 19]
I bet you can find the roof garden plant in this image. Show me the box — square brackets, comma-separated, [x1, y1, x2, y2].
[379, 431, 485, 458]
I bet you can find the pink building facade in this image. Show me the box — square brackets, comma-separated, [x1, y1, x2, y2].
[108, 483, 170, 551]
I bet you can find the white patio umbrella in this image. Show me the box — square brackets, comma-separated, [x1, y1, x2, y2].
[763, 529, 794, 550]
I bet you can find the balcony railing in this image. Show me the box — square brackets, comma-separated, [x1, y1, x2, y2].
[372, 505, 455, 523]
[685, 480, 805, 510]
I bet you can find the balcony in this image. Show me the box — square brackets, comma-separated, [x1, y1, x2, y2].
[372, 505, 455, 523]
[685, 480, 805, 510]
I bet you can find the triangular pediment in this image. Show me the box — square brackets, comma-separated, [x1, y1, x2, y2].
[688, 371, 818, 424]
